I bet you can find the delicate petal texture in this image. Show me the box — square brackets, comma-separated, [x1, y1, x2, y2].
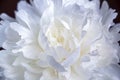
[0, 0, 120, 80]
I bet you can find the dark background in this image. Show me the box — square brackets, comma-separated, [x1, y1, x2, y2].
[0, 0, 120, 65]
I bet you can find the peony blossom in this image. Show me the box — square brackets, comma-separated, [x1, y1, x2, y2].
[0, 0, 120, 80]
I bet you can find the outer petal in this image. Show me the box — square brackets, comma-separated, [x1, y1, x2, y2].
[0, 13, 15, 22]
[10, 22, 32, 40]
[100, 1, 118, 29]
[110, 23, 120, 58]
[4, 66, 24, 80]
[40, 0, 54, 33]
[10, 22, 35, 45]
[0, 13, 16, 48]
[0, 67, 5, 80]
[92, 64, 120, 80]
[32, 0, 49, 15]
[15, 9, 40, 36]
[17, 0, 38, 16]
[0, 25, 6, 47]
[3, 25, 20, 50]
[110, 23, 120, 42]
[0, 50, 15, 66]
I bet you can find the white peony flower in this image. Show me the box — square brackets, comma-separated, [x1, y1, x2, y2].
[0, 0, 120, 80]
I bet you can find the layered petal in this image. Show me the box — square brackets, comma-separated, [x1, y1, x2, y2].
[0, 0, 120, 80]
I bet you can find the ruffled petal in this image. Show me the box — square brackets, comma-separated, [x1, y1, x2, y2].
[0, 13, 15, 21]
[15, 10, 40, 36]
[100, 1, 118, 29]
[10, 22, 32, 40]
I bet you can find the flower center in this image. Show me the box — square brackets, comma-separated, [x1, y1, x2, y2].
[46, 24, 65, 47]
[46, 19, 77, 52]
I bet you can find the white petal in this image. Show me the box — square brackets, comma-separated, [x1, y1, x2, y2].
[15, 10, 40, 36]
[5, 26, 20, 42]
[60, 19, 70, 30]
[0, 25, 6, 47]
[110, 23, 120, 33]
[80, 56, 90, 62]
[62, 47, 80, 67]
[33, 0, 49, 15]
[52, 0, 62, 10]
[10, 22, 32, 39]
[12, 55, 30, 66]
[55, 46, 70, 61]
[91, 33, 102, 44]
[24, 71, 41, 80]
[100, 1, 109, 15]
[63, 0, 76, 6]
[94, 64, 120, 80]
[40, 1, 54, 33]
[36, 52, 49, 68]
[0, 21, 20, 49]
[47, 55, 66, 72]
[0, 21, 11, 47]
[22, 63, 43, 74]
[0, 67, 4, 80]
[36, 59, 49, 68]
[4, 66, 24, 80]
[100, 1, 118, 28]
[38, 31, 49, 51]
[40, 69, 56, 80]
[17, 0, 40, 27]
[2, 41, 18, 50]
[17, 0, 36, 15]
[21, 44, 42, 59]
[0, 50, 15, 66]
[0, 13, 15, 21]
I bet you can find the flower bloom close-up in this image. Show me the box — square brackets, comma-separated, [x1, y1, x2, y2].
[0, 0, 120, 80]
